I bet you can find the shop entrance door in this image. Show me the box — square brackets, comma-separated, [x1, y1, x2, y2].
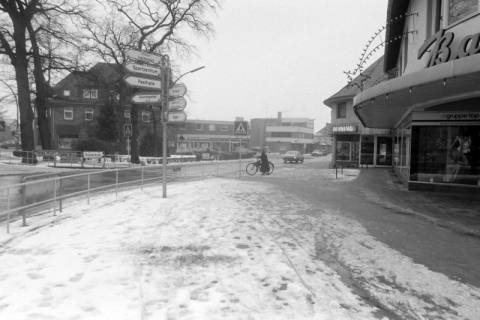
[361, 135, 374, 165]
[376, 136, 392, 165]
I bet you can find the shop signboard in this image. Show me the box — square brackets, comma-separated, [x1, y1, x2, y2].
[332, 125, 357, 133]
[418, 29, 480, 67]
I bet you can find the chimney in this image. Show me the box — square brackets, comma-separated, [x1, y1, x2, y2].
[277, 112, 282, 122]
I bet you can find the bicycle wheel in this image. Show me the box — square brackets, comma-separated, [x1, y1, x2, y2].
[246, 162, 258, 175]
[266, 161, 274, 175]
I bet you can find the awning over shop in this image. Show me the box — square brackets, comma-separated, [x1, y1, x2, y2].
[353, 54, 480, 128]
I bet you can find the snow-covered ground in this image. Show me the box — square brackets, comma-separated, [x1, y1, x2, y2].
[0, 177, 479, 319]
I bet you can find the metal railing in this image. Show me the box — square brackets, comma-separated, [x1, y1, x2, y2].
[0, 158, 252, 233]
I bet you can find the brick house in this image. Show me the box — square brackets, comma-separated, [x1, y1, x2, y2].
[47, 63, 160, 153]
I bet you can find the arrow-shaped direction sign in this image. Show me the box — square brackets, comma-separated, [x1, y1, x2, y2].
[169, 83, 187, 98]
[131, 93, 162, 104]
[124, 76, 161, 90]
[168, 111, 187, 122]
[125, 63, 162, 77]
[168, 97, 187, 111]
[126, 50, 162, 65]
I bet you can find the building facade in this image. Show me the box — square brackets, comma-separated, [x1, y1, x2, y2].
[47, 63, 160, 153]
[174, 120, 249, 156]
[250, 112, 315, 153]
[353, 0, 480, 191]
[324, 57, 392, 168]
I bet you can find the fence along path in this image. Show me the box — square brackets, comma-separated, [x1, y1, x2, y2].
[0, 159, 250, 233]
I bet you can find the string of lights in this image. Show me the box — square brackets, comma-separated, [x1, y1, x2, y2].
[343, 12, 418, 90]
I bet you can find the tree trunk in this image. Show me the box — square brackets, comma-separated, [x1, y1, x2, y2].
[130, 105, 140, 164]
[13, 20, 35, 155]
[27, 21, 52, 150]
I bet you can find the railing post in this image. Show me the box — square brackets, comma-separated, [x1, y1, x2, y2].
[216, 161, 219, 176]
[141, 167, 144, 190]
[53, 178, 57, 216]
[6, 187, 10, 233]
[115, 168, 119, 199]
[87, 173, 91, 205]
[335, 163, 338, 179]
[59, 177, 63, 213]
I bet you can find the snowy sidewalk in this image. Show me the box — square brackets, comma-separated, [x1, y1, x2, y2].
[0, 179, 380, 320]
[0, 177, 479, 319]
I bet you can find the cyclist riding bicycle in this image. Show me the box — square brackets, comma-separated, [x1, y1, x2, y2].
[259, 148, 270, 175]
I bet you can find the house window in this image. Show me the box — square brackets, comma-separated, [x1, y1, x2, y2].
[142, 111, 151, 123]
[448, 0, 478, 24]
[85, 108, 94, 121]
[195, 124, 203, 131]
[83, 89, 98, 99]
[209, 124, 215, 131]
[63, 90, 70, 97]
[64, 107, 73, 120]
[337, 102, 347, 119]
[220, 126, 229, 132]
[124, 110, 131, 119]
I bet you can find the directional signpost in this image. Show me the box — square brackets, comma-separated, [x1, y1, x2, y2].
[123, 50, 198, 198]
[168, 97, 187, 111]
[124, 76, 161, 90]
[126, 50, 162, 65]
[167, 111, 187, 122]
[131, 93, 162, 104]
[124, 63, 161, 77]
[169, 83, 187, 98]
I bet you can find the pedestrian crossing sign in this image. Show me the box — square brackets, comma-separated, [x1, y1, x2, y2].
[234, 121, 248, 136]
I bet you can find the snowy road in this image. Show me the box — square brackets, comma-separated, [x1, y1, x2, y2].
[0, 159, 479, 319]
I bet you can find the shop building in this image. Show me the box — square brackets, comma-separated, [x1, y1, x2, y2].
[354, 0, 480, 191]
[174, 120, 249, 154]
[250, 112, 315, 153]
[324, 57, 392, 167]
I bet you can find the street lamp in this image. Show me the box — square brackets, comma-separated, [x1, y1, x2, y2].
[172, 66, 205, 86]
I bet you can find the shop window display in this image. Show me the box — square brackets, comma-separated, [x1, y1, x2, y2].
[411, 126, 480, 185]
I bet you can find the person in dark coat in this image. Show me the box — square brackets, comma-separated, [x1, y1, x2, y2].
[259, 149, 270, 175]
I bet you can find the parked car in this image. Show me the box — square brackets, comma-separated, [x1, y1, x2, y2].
[283, 150, 304, 164]
[311, 149, 327, 157]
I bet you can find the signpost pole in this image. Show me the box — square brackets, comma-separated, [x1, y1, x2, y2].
[162, 55, 170, 198]
[239, 138, 242, 178]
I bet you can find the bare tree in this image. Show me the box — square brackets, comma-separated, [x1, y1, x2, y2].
[0, 0, 89, 152]
[83, 0, 220, 162]
[0, 0, 37, 154]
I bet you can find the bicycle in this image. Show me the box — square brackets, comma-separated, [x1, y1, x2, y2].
[245, 159, 274, 176]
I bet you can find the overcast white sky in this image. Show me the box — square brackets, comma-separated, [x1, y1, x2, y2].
[1, 0, 388, 132]
[179, 0, 388, 131]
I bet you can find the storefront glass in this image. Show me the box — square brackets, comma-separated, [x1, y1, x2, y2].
[376, 136, 392, 165]
[411, 126, 480, 185]
[335, 134, 359, 165]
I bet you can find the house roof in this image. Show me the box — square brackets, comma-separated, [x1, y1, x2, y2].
[323, 56, 387, 107]
[53, 63, 123, 90]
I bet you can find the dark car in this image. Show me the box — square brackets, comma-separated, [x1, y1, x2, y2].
[283, 150, 304, 164]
